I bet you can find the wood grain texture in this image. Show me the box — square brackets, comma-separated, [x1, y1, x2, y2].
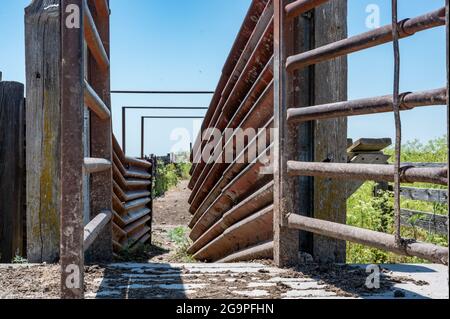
[0, 82, 26, 263]
[25, 0, 61, 263]
[312, 0, 348, 263]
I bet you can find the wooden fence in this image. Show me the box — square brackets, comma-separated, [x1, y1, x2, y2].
[399, 186, 448, 235]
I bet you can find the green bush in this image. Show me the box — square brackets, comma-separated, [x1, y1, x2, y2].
[347, 136, 448, 264]
[154, 161, 192, 197]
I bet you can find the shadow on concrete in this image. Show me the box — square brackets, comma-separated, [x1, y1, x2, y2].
[293, 263, 433, 299]
[95, 263, 188, 299]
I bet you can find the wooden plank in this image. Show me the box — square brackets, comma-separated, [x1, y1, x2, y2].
[312, 0, 348, 263]
[60, 0, 85, 299]
[86, 0, 113, 263]
[401, 209, 448, 235]
[273, 0, 299, 268]
[350, 153, 391, 164]
[347, 138, 392, 153]
[400, 187, 448, 204]
[25, 0, 61, 263]
[0, 82, 25, 263]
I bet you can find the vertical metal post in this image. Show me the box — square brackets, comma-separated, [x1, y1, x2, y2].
[87, 0, 113, 262]
[141, 117, 145, 158]
[60, 0, 85, 299]
[273, 0, 299, 267]
[446, 0, 449, 240]
[122, 107, 126, 154]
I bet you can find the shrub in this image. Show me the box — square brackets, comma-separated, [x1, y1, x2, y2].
[347, 136, 448, 264]
[154, 161, 192, 197]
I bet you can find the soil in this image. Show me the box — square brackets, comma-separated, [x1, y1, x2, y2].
[0, 180, 439, 299]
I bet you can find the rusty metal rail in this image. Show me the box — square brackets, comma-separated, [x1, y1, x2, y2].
[287, 88, 447, 123]
[278, 0, 449, 266]
[286, 7, 446, 72]
[112, 136, 155, 253]
[188, 0, 449, 266]
[59, 0, 116, 298]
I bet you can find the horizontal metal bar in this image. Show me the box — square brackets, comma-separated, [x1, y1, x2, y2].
[124, 106, 208, 110]
[84, 157, 111, 174]
[286, 7, 446, 72]
[84, 80, 111, 120]
[84, 210, 112, 252]
[83, 0, 109, 70]
[111, 90, 214, 94]
[217, 241, 274, 263]
[287, 161, 448, 185]
[287, 87, 447, 123]
[285, 0, 329, 20]
[287, 214, 448, 264]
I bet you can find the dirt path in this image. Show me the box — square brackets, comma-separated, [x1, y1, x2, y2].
[1, 263, 447, 299]
[139, 180, 194, 263]
[1, 180, 447, 299]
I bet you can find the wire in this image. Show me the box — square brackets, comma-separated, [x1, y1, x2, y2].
[392, 0, 403, 246]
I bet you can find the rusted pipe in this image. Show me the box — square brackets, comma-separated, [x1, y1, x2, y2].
[191, 0, 270, 175]
[188, 61, 273, 194]
[287, 87, 447, 123]
[190, 144, 274, 241]
[189, 85, 274, 212]
[287, 161, 448, 185]
[84, 79, 111, 120]
[194, 206, 273, 261]
[217, 241, 274, 263]
[83, 0, 109, 70]
[84, 210, 112, 252]
[189, 20, 274, 188]
[286, 7, 446, 72]
[285, 0, 329, 20]
[287, 214, 448, 265]
[84, 157, 112, 174]
[188, 181, 274, 255]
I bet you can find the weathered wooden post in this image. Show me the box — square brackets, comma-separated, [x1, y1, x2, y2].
[0, 81, 26, 263]
[311, 0, 348, 264]
[25, 0, 61, 263]
[273, 0, 348, 266]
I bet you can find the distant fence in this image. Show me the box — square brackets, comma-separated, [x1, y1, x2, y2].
[0, 78, 26, 263]
[400, 186, 448, 235]
[112, 136, 156, 254]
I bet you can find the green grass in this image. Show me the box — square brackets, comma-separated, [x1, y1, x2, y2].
[346, 136, 448, 264]
[168, 226, 195, 263]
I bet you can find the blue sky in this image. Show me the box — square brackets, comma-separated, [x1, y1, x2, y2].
[0, 0, 447, 156]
